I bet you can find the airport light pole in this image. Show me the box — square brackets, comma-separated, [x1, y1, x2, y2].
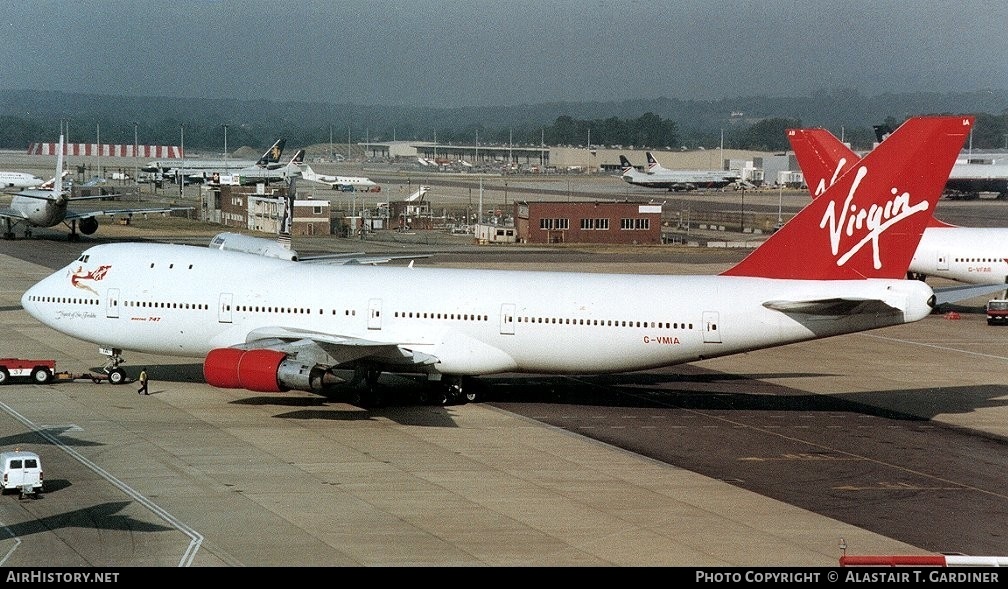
[179, 124, 185, 201]
[133, 122, 139, 191]
[740, 187, 745, 233]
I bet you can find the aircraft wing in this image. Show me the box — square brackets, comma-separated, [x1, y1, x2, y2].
[298, 252, 431, 265]
[68, 192, 145, 202]
[763, 298, 904, 316]
[240, 328, 438, 368]
[0, 207, 29, 220]
[8, 188, 56, 201]
[63, 206, 193, 221]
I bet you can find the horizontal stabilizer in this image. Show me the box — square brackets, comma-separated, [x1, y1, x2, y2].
[763, 298, 901, 316]
[933, 283, 1008, 307]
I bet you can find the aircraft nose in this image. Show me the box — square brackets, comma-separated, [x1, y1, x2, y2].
[21, 283, 37, 316]
[21, 275, 51, 322]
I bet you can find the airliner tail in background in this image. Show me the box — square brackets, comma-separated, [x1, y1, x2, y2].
[787, 122, 1008, 290]
[727, 116, 972, 280]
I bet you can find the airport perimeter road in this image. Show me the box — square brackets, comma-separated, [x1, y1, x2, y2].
[2, 230, 1008, 566]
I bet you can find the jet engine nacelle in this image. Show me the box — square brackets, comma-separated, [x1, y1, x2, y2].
[203, 348, 336, 393]
[208, 232, 299, 261]
[78, 216, 99, 235]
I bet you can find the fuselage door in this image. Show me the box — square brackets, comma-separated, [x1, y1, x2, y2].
[500, 303, 515, 335]
[218, 292, 233, 324]
[368, 298, 382, 330]
[106, 288, 119, 319]
[937, 249, 949, 271]
[702, 311, 721, 344]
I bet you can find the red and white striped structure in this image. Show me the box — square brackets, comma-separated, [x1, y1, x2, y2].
[26, 143, 183, 159]
[841, 554, 1008, 566]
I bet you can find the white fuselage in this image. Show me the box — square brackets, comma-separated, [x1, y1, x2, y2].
[21, 243, 935, 377]
[300, 165, 376, 189]
[8, 192, 67, 228]
[0, 171, 45, 190]
[621, 167, 739, 190]
[910, 227, 1008, 285]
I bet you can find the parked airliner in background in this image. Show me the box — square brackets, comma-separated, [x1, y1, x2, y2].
[619, 154, 741, 191]
[788, 125, 1008, 292]
[0, 170, 46, 190]
[21, 116, 972, 406]
[874, 124, 1008, 199]
[219, 149, 305, 186]
[945, 158, 1008, 200]
[142, 138, 286, 185]
[1, 135, 192, 240]
[298, 163, 379, 192]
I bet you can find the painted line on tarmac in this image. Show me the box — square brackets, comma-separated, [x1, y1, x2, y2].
[0, 400, 203, 567]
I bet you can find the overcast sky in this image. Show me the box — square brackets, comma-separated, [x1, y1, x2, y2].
[5, 0, 1005, 108]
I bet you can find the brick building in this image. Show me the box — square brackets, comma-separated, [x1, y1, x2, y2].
[514, 201, 663, 244]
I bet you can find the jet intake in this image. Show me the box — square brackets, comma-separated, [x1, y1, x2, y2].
[79, 217, 98, 235]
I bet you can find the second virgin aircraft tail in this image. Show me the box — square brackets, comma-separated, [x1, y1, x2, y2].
[788, 125, 957, 229]
[724, 116, 973, 280]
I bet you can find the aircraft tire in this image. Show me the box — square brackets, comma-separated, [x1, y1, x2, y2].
[108, 369, 126, 385]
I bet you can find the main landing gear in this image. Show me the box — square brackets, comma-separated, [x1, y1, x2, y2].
[341, 369, 483, 408]
[423, 376, 481, 406]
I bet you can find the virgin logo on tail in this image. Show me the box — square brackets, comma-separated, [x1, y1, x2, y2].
[813, 158, 848, 197]
[820, 166, 929, 270]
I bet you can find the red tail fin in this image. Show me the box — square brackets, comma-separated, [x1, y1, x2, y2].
[723, 116, 973, 280]
[789, 126, 957, 229]
[788, 128, 859, 198]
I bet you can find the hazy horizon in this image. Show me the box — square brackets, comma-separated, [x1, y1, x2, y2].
[5, 1, 1006, 108]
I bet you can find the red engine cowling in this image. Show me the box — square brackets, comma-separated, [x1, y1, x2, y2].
[203, 348, 287, 392]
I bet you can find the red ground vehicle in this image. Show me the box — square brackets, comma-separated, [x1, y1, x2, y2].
[987, 299, 1008, 325]
[0, 359, 55, 385]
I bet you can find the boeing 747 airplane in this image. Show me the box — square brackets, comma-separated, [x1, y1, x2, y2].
[223, 149, 305, 186]
[142, 138, 286, 185]
[620, 154, 740, 191]
[21, 116, 971, 406]
[788, 125, 1008, 291]
[1, 135, 192, 240]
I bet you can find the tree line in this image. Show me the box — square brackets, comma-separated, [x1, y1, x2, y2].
[0, 89, 1005, 153]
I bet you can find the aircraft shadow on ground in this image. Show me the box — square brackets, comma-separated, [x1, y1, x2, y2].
[0, 427, 104, 450]
[134, 362, 1008, 428]
[483, 368, 1008, 425]
[1, 501, 173, 538]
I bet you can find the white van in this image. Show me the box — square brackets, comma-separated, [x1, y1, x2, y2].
[1, 450, 44, 498]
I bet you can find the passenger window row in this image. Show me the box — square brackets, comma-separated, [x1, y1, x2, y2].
[518, 317, 691, 329]
[395, 311, 488, 321]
